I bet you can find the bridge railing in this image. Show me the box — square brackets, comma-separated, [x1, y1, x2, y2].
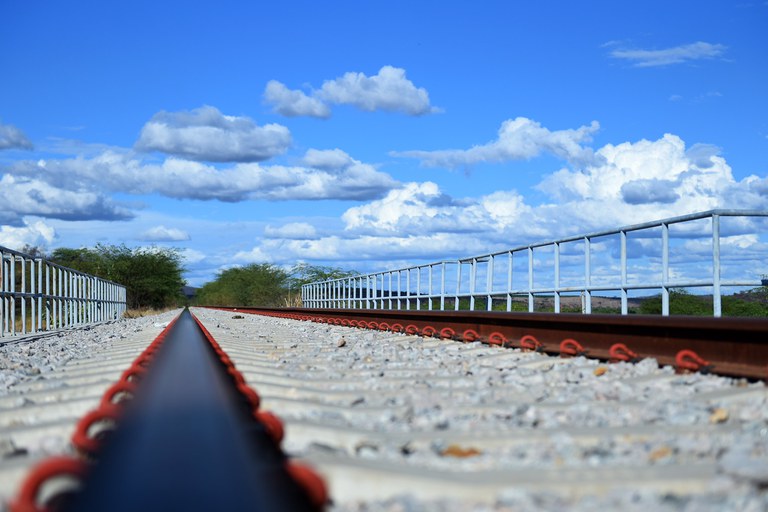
[301, 209, 768, 317]
[0, 245, 127, 338]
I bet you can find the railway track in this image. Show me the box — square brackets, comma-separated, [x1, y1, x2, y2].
[1, 307, 767, 510]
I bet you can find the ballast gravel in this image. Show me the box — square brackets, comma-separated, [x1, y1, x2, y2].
[1, 308, 766, 512]
[190, 308, 768, 512]
[0, 310, 181, 398]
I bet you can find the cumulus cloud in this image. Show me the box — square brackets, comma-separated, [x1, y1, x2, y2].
[263, 66, 438, 118]
[0, 220, 55, 250]
[394, 117, 600, 168]
[342, 182, 531, 239]
[318, 66, 437, 115]
[234, 233, 470, 264]
[0, 122, 33, 150]
[264, 80, 331, 118]
[264, 222, 318, 239]
[533, 133, 767, 232]
[621, 179, 680, 204]
[135, 106, 291, 162]
[140, 225, 190, 241]
[301, 148, 356, 170]
[232, 132, 768, 266]
[609, 41, 726, 67]
[180, 248, 205, 264]
[9, 149, 398, 202]
[685, 143, 720, 169]
[0, 174, 133, 226]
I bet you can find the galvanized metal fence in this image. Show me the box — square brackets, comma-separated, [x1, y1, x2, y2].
[0, 245, 126, 338]
[302, 209, 768, 317]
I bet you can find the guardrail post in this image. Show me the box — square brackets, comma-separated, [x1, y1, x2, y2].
[507, 251, 513, 312]
[469, 259, 476, 311]
[713, 214, 722, 317]
[554, 242, 560, 313]
[455, 262, 461, 311]
[428, 265, 434, 311]
[440, 262, 446, 311]
[584, 237, 592, 314]
[528, 247, 534, 312]
[662, 223, 670, 316]
[621, 230, 628, 315]
[487, 256, 494, 311]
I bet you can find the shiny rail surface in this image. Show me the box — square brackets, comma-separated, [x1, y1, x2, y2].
[210, 307, 768, 380]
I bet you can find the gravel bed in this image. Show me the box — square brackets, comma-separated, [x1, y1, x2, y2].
[0, 310, 182, 397]
[192, 308, 768, 512]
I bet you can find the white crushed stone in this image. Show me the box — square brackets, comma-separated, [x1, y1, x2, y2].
[0, 310, 182, 397]
[191, 307, 768, 512]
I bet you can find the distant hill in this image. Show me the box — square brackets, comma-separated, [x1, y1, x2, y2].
[182, 286, 199, 299]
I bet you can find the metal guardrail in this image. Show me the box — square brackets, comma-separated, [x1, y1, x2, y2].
[302, 210, 768, 317]
[0, 245, 126, 338]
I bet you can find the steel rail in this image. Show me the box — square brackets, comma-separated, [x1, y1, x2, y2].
[59, 309, 318, 511]
[211, 307, 768, 380]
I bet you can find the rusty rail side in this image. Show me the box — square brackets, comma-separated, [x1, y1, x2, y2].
[209, 307, 768, 380]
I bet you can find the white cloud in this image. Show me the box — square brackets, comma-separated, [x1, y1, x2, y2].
[301, 148, 355, 170]
[234, 233, 469, 264]
[0, 220, 55, 250]
[9, 149, 399, 202]
[394, 117, 600, 168]
[533, 133, 768, 233]
[264, 222, 318, 239]
[135, 106, 291, 162]
[0, 122, 33, 150]
[342, 182, 530, 237]
[0, 174, 132, 225]
[621, 179, 680, 204]
[140, 225, 190, 241]
[232, 132, 768, 267]
[263, 66, 438, 118]
[180, 248, 205, 264]
[264, 80, 331, 119]
[318, 66, 437, 115]
[685, 143, 720, 169]
[610, 41, 727, 67]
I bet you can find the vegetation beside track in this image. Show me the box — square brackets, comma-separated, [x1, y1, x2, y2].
[49, 244, 185, 310]
[194, 263, 358, 307]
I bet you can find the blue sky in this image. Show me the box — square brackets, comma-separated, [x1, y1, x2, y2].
[1, 0, 767, 286]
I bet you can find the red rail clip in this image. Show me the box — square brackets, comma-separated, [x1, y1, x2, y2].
[439, 327, 456, 340]
[462, 329, 480, 342]
[488, 332, 507, 346]
[520, 334, 543, 351]
[560, 338, 586, 357]
[285, 462, 329, 509]
[71, 404, 123, 455]
[609, 343, 640, 362]
[421, 325, 437, 337]
[11, 457, 89, 512]
[675, 349, 713, 374]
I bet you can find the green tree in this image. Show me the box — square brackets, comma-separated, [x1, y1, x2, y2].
[50, 244, 185, 310]
[195, 263, 291, 307]
[49, 247, 105, 276]
[289, 263, 359, 287]
[195, 263, 359, 307]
